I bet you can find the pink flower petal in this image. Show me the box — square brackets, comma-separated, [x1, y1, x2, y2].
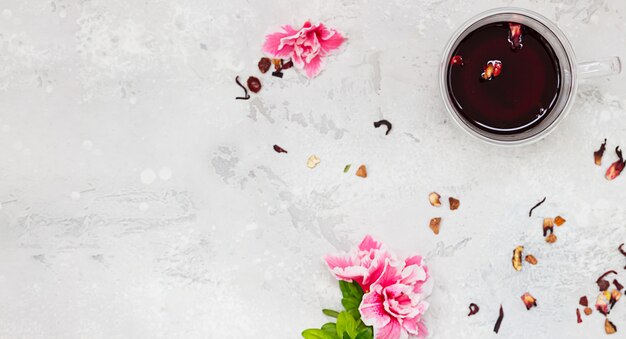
[319, 28, 345, 54]
[360, 289, 391, 329]
[303, 54, 323, 78]
[323, 254, 367, 283]
[358, 235, 383, 251]
[262, 31, 295, 58]
[375, 318, 402, 339]
[373, 259, 402, 288]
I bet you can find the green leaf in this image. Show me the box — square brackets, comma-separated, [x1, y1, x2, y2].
[321, 323, 337, 334]
[343, 333, 351, 339]
[322, 309, 340, 318]
[341, 297, 360, 311]
[343, 164, 351, 173]
[336, 312, 359, 338]
[338, 281, 351, 298]
[355, 327, 373, 339]
[302, 328, 338, 339]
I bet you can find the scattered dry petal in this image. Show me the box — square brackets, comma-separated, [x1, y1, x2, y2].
[605, 318, 617, 335]
[449, 197, 460, 211]
[584, 307, 592, 316]
[307, 155, 320, 169]
[525, 254, 537, 265]
[545, 234, 557, 243]
[594, 139, 607, 166]
[282, 60, 294, 70]
[597, 270, 618, 291]
[273, 145, 287, 153]
[596, 291, 611, 315]
[543, 218, 554, 236]
[610, 289, 621, 308]
[512, 246, 524, 271]
[576, 308, 582, 324]
[429, 192, 442, 207]
[247, 76, 262, 93]
[271, 58, 282, 71]
[554, 216, 566, 226]
[508, 23, 523, 50]
[481, 60, 502, 80]
[529, 197, 546, 217]
[429, 217, 441, 235]
[258, 57, 271, 73]
[521, 292, 537, 310]
[614, 279, 624, 291]
[356, 165, 367, 178]
[468, 303, 479, 316]
[579, 296, 588, 307]
[605, 146, 625, 180]
[493, 305, 504, 334]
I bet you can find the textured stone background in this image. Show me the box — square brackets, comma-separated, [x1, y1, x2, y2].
[0, 0, 625, 338]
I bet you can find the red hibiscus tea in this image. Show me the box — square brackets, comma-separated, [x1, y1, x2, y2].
[447, 22, 561, 134]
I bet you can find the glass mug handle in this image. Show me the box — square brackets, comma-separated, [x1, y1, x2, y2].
[578, 56, 622, 79]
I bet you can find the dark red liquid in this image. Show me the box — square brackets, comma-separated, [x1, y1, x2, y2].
[447, 22, 561, 134]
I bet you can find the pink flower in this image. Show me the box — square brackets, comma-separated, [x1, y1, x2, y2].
[324, 235, 395, 292]
[359, 259, 431, 339]
[262, 21, 345, 78]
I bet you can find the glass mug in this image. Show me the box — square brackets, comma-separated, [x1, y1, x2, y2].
[439, 7, 622, 146]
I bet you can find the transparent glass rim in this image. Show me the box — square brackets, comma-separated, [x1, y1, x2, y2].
[439, 7, 578, 147]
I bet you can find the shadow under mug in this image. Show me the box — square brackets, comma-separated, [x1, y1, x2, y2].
[439, 7, 622, 146]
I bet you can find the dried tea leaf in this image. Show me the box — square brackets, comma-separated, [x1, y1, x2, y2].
[606, 146, 625, 180]
[493, 305, 504, 334]
[576, 308, 582, 324]
[529, 197, 546, 217]
[307, 155, 320, 169]
[543, 218, 554, 236]
[258, 57, 271, 73]
[343, 164, 351, 173]
[429, 217, 441, 235]
[247, 76, 262, 93]
[594, 139, 607, 166]
[554, 216, 566, 226]
[605, 318, 617, 335]
[521, 292, 537, 310]
[273, 145, 287, 153]
[525, 254, 537, 265]
[584, 307, 592, 316]
[545, 234, 557, 243]
[429, 192, 441, 207]
[356, 165, 367, 178]
[468, 303, 479, 316]
[449, 197, 460, 211]
[579, 296, 588, 307]
[512, 246, 524, 271]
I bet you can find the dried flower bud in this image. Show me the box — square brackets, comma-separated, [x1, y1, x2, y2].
[307, 155, 320, 169]
[512, 246, 524, 271]
[247, 76, 262, 93]
[605, 318, 617, 335]
[429, 192, 441, 207]
[449, 197, 460, 210]
[525, 254, 537, 265]
[258, 57, 271, 73]
[606, 146, 625, 180]
[594, 139, 607, 166]
[545, 234, 557, 243]
[521, 292, 537, 310]
[429, 217, 441, 235]
[584, 307, 592, 316]
[554, 216, 566, 226]
[543, 218, 554, 236]
[356, 165, 367, 178]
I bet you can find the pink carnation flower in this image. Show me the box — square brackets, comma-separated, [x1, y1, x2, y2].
[324, 236, 432, 338]
[262, 21, 345, 78]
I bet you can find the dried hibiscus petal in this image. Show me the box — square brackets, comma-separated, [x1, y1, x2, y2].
[493, 305, 504, 334]
[605, 318, 617, 334]
[576, 308, 582, 323]
[247, 76, 262, 93]
[554, 216, 566, 226]
[597, 270, 618, 291]
[235, 76, 250, 100]
[545, 234, 557, 243]
[596, 291, 610, 315]
[481, 60, 502, 80]
[449, 197, 460, 210]
[282, 60, 293, 70]
[451, 55, 464, 66]
[529, 197, 546, 217]
[525, 254, 537, 265]
[258, 57, 271, 73]
[512, 246, 524, 271]
[521, 292, 537, 310]
[508, 23, 523, 50]
[579, 296, 588, 307]
[606, 146, 625, 180]
[429, 192, 441, 207]
[373, 119, 392, 135]
[468, 303, 479, 316]
[356, 165, 367, 178]
[429, 217, 441, 235]
[614, 279, 624, 291]
[610, 289, 621, 309]
[543, 218, 554, 236]
[273, 145, 287, 153]
[594, 139, 607, 166]
[307, 155, 320, 169]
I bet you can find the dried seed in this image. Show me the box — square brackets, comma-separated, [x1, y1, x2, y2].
[343, 164, 351, 173]
[508, 23, 523, 50]
[234, 76, 250, 100]
[449, 197, 460, 211]
[525, 255, 537, 265]
[258, 57, 271, 73]
[373, 120, 392, 135]
[579, 296, 588, 307]
[468, 303, 479, 316]
[576, 308, 582, 323]
[584, 307, 592, 315]
[606, 146, 625, 180]
[307, 155, 320, 169]
[512, 246, 524, 271]
[545, 234, 557, 243]
[554, 216, 566, 226]
[429, 192, 442, 207]
[273, 145, 287, 153]
[594, 139, 607, 166]
[355, 165, 367, 178]
[614, 279, 624, 291]
[493, 305, 504, 334]
[605, 318, 617, 335]
[451, 55, 464, 66]
[429, 217, 441, 235]
[529, 197, 546, 217]
[247, 76, 262, 93]
[543, 218, 554, 236]
[521, 292, 537, 310]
